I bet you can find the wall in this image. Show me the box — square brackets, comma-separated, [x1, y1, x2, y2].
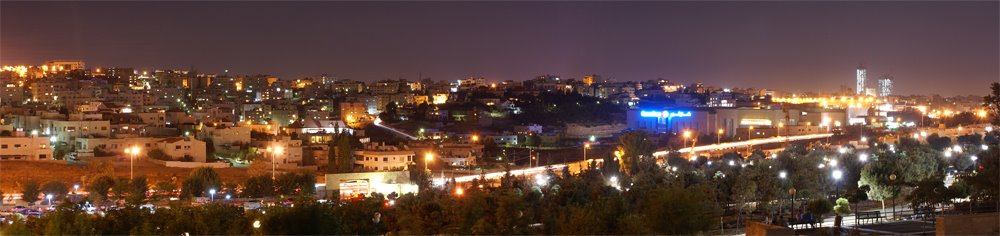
[936, 213, 999, 235]
[148, 158, 229, 168]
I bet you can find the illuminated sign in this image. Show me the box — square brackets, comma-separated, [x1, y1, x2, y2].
[640, 110, 692, 118]
[739, 119, 772, 126]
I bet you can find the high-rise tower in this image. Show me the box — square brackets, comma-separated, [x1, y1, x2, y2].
[856, 64, 866, 95]
[878, 74, 893, 97]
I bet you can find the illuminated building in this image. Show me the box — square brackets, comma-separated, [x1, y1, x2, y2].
[878, 74, 893, 97]
[44, 60, 85, 71]
[626, 107, 846, 136]
[856, 64, 866, 95]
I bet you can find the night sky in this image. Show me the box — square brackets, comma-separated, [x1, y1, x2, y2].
[2, 1, 997, 96]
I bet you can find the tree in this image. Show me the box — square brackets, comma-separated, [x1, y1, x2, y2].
[906, 179, 953, 210]
[833, 198, 851, 215]
[154, 180, 177, 200]
[641, 184, 720, 234]
[181, 167, 222, 198]
[328, 134, 355, 173]
[859, 157, 902, 212]
[126, 177, 149, 205]
[242, 175, 274, 198]
[616, 130, 657, 176]
[40, 181, 70, 200]
[379, 102, 400, 123]
[88, 175, 116, 202]
[807, 198, 833, 226]
[984, 82, 1000, 125]
[21, 180, 41, 204]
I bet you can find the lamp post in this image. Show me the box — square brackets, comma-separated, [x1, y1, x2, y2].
[779, 171, 788, 214]
[832, 169, 843, 198]
[424, 152, 434, 173]
[747, 126, 755, 153]
[127, 146, 141, 180]
[209, 189, 216, 202]
[717, 129, 724, 144]
[583, 143, 590, 163]
[683, 130, 692, 147]
[889, 174, 897, 219]
[271, 146, 284, 180]
[46, 194, 53, 207]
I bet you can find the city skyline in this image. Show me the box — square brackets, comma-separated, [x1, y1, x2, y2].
[2, 1, 997, 96]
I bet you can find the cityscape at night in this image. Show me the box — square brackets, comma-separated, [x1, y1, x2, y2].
[1, 1, 998, 235]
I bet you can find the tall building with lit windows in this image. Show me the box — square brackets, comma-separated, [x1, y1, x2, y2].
[878, 74, 893, 97]
[856, 64, 866, 95]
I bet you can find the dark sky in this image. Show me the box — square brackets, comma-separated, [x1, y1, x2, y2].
[2, 1, 997, 96]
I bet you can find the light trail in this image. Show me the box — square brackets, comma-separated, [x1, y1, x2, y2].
[653, 133, 833, 157]
[372, 118, 418, 140]
[450, 133, 833, 183]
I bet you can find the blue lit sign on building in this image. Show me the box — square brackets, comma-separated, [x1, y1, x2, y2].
[639, 110, 692, 118]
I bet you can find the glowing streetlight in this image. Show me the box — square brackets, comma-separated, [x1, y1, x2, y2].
[270, 146, 284, 180]
[717, 129, 724, 144]
[253, 220, 262, 229]
[471, 134, 479, 143]
[779, 171, 788, 179]
[73, 184, 80, 194]
[209, 189, 217, 202]
[858, 153, 869, 162]
[126, 146, 141, 180]
[455, 187, 464, 196]
[46, 194, 53, 207]
[424, 152, 434, 172]
[583, 143, 591, 163]
[982, 144, 989, 151]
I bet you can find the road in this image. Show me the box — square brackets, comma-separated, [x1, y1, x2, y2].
[450, 133, 835, 183]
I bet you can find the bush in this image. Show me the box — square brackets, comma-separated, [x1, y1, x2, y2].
[808, 198, 833, 218]
[833, 198, 851, 215]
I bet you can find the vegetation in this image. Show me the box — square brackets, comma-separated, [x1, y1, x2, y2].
[3, 125, 998, 235]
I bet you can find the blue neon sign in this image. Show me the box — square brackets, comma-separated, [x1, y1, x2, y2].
[639, 110, 692, 118]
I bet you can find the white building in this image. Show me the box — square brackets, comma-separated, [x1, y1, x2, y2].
[0, 135, 54, 160]
[354, 143, 415, 171]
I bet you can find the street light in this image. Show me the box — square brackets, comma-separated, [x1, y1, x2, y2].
[471, 134, 479, 143]
[126, 146, 141, 180]
[858, 153, 869, 162]
[889, 174, 897, 219]
[271, 146, 284, 180]
[747, 126, 754, 153]
[46, 194, 54, 207]
[717, 129, 724, 144]
[832, 169, 843, 197]
[583, 143, 590, 163]
[209, 189, 217, 202]
[779, 171, 788, 179]
[73, 184, 80, 195]
[424, 152, 434, 172]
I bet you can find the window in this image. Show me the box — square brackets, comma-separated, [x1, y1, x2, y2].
[39, 154, 47, 159]
[0, 144, 6, 149]
[14, 144, 21, 148]
[176, 145, 181, 150]
[383, 157, 388, 162]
